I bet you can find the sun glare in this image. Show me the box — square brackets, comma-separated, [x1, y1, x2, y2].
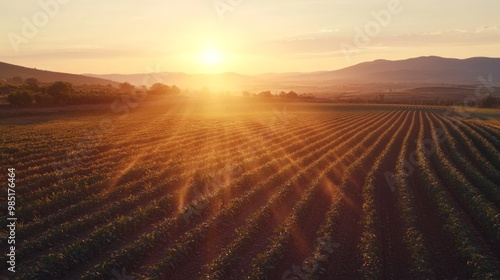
[202, 49, 222, 66]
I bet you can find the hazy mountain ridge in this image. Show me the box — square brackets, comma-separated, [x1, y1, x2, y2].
[0, 61, 118, 86]
[2, 57, 499, 90]
[87, 56, 500, 89]
[318, 56, 500, 83]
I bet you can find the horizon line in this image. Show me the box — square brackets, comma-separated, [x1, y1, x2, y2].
[2, 55, 500, 77]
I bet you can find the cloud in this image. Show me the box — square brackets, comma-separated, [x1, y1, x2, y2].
[263, 24, 500, 60]
[319, 28, 339, 33]
[476, 25, 499, 32]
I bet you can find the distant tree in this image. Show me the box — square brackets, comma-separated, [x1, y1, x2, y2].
[287, 91, 298, 98]
[148, 83, 181, 95]
[0, 84, 17, 95]
[242, 91, 251, 97]
[25, 78, 39, 92]
[149, 83, 170, 95]
[119, 82, 134, 93]
[8, 90, 33, 106]
[47, 81, 72, 102]
[258, 90, 273, 98]
[480, 95, 498, 108]
[278, 91, 287, 97]
[34, 94, 56, 106]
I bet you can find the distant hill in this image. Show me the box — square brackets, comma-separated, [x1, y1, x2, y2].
[4, 56, 500, 91]
[0, 61, 117, 85]
[253, 56, 500, 86]
[318, 56, 500, 84]
[88, 56, 500, 91]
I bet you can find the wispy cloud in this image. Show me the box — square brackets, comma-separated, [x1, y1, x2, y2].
[475, 25, 499, 33]
[261, 24, 500, 61]
[319, 28, 339, 33]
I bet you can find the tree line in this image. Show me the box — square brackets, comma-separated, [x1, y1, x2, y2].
[242, 90, 301, 99]
[3, 76, 498, 108]
[1, 77, 181, 107]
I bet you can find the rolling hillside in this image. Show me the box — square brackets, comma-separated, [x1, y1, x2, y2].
[3, 56, 499, 90]
[0, 61, 118, 85]
[87, 56, 500, 89]
[318, 56, 500, 83]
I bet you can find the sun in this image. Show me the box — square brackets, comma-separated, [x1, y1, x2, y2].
[202, 49, 222, 66]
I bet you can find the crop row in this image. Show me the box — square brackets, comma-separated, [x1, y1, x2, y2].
[415, 111, 500, 278]
[81, 111, 392, 279]
[199, 112, 402, 280]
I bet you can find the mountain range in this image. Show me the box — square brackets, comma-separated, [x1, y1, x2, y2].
[2, 56, 499, 91]
[86, 56, 500, 91]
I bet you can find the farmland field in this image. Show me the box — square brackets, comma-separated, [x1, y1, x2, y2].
[1, 100, 500, 280]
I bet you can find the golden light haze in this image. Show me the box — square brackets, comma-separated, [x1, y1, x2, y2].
[1, 0, 499, 75]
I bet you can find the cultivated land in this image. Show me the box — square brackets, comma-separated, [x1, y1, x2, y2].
[1, 101, 500, 279]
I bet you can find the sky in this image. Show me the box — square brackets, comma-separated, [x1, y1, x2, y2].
[0, 0, 499, 75]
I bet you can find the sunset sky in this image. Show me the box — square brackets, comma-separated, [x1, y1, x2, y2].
[1, 0, 499, 75]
